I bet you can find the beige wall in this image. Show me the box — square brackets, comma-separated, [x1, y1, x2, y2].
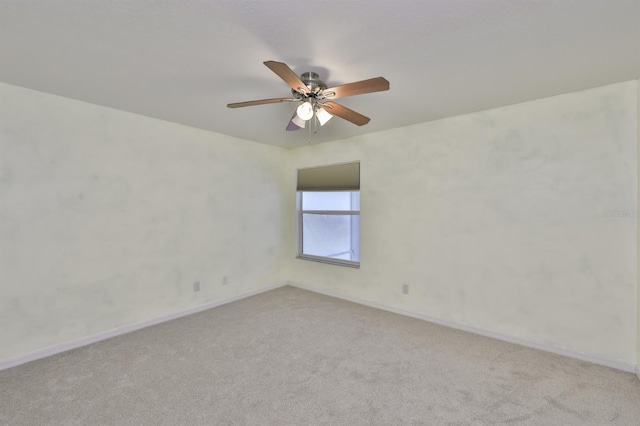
[2, 79, 638, 372]
[288, 81, 638, 369]
[0, 82, 289, 363]
[637, 78, 640, 380]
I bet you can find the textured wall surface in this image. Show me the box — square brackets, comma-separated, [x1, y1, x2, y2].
[288, 81, 638, 366]
[1, 80, 637, 369]
[0, 83, 289, 362]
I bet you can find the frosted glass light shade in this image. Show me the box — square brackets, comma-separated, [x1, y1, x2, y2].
[291, 114, 306, 128]
[315, 107, 333, 126]
[296, 102, 314, 120]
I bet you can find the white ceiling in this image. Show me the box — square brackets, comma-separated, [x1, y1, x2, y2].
[1, 1, 639, 149]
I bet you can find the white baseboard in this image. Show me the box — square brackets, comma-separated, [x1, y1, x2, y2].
[0, 283, 287, 371]
[3, 281, 636, 376]
[287, 281, 637, 374]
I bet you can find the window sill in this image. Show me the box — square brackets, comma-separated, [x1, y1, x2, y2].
[296, 254, 360, 269]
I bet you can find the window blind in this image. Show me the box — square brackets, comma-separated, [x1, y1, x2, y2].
[296, 162, 360, 192]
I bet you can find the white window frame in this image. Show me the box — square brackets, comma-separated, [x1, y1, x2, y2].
[296, 191, 360, 268]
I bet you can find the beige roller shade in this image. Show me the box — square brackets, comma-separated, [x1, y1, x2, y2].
[297, 162, 360, 192]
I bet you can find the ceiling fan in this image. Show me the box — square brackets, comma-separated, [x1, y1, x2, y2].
[227, 61, 390, 131]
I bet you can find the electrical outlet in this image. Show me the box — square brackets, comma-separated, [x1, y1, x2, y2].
[402, 283, 409, 295]
[193, 281, 200, 292]
[222, 276, 228, 285]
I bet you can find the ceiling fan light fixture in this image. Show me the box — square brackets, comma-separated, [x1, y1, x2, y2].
[296, 101, 314, 121]
[315, 107, 333, 126]
[227, 61, 390, 134]
[290, 113, 306, 129]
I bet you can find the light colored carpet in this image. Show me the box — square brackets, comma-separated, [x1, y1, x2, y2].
[1, 285, 639, 425]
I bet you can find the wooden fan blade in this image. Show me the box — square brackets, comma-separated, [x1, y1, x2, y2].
[227, 98, 297, 108]
[323, 77, 389, 99]
[264, 61, 310, 94]
[322, 101, 370, 126]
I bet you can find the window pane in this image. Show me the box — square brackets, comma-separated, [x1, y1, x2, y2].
[302, 214, 360, 262]
[351, 192, 360, 210]
[302, 192, 358, 211]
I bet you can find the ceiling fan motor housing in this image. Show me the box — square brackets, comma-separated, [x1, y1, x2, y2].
[293, 72, 327, 98]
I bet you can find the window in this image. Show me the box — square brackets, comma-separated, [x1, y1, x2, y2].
[296, 162, 360, 268]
